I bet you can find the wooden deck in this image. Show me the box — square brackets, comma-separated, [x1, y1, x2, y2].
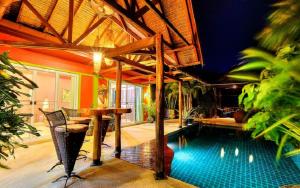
[194, 118, 244, 130]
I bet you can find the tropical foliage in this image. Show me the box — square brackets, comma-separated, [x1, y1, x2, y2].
[143, 100, 156, 122]
[0, 52, 39, 168]
[227, 0, 300, 160]
[165, 82, 179, 110]
[164, 81, 206, 114]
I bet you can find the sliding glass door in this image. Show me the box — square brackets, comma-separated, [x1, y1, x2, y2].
[109, 81, 142, 125]
[15, 65, 78, 125]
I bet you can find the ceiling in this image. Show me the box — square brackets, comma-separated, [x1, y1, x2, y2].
[0, 0, 203, 84]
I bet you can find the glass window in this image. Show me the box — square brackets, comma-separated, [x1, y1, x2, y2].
[109, 81, 142, 125]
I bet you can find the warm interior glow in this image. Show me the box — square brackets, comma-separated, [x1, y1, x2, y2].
[93, 52, 103, 73]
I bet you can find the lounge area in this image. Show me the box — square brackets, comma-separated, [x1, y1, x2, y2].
[0, 0, 300, 188]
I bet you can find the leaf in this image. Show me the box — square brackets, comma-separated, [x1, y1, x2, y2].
[230, 61, 271, 72]
[227, 74, 260, 81]
[241, 48, 282, 64]
[285, 148, 300, 158]
[276, 133, 289, 161]
[254, 114, 299, 138]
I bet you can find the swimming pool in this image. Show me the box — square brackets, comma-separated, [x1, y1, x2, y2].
[168, 125, 300, 188]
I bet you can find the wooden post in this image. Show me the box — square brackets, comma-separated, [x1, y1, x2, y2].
[155, 34, 165, 179]
[115, 61, 122, 158]
[91, 113, 102, 166]
[178, 81, 183, 128]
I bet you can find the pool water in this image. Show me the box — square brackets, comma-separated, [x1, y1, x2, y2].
[168, 126, 300, 188]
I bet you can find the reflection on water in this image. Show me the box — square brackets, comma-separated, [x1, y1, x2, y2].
[235, 147, 239, 157]
[249, 154, 254, 163]
[220, 147, 225, 158]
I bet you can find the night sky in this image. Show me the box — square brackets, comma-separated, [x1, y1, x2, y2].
[188, 0, 273, 83]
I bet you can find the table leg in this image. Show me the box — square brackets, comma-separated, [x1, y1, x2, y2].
[91, 114, 102, 166]
[115, 113, 121, 158]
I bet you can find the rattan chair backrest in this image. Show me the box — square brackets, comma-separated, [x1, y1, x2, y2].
[45, 110, 67, 128]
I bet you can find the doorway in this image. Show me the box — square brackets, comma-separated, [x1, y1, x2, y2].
[15, 65, 78, 125]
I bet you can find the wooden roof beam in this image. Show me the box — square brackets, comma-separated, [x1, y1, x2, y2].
[144, 0, 189, 45]
[72, 17, 108, 45]
[130, 0, 137, 13]
[125, 74, 154, 81]
[156, 0, 179, 65]
[100, 65, 132, 74]
[21, 0, 65, 44]
[135, 0, 159, 18]
[43, 0, 58, 31]
[112, 56, 180, 81]
[139, 78, 174, 84]
[110, 16, 141, 40]
[0, 0, 14, 19]
[186, 0, 204, 64]
[0, 36, 156, 57]
[61, 0, 84, 36]
[104, 36, 155, 58]
[68, 0, 74, 43]
[101, 0, 155, 37]
[0, 19, 61, 43]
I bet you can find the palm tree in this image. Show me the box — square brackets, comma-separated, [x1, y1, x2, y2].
[165, 81, 206, 116]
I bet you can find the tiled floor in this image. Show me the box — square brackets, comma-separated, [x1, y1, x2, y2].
[0, 122, 194, 188]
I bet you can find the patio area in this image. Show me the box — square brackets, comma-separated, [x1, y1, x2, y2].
[0, 122, 194, 188]
[0, 0, 300, 187]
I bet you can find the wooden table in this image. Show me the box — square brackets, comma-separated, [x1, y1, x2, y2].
[90, 108, 131, 166]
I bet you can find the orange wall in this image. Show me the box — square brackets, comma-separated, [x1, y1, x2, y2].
[0, 46, 94, 74]
[80, 75, 94, 108]
[0, 46, 96, 109]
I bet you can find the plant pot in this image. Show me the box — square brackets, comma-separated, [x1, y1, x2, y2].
[147, 116, 155, 123]
[234, 110, 245, 123]
[168, 109, 175, 119]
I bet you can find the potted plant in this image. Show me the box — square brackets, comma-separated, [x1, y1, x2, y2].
[233, 108, 246, 123]
[143, 100, 156, 123]
[183, 106, 204, 126]
[183, 108, 195, 126]
[165, 82, 178, 119]
[0, 52, 40, 168]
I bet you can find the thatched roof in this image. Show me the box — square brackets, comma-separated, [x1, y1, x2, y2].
[0, 0, 203, 84]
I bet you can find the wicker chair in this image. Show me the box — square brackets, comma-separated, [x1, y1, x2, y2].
[61, 107, 80, 118]
[39, 108, 88, 173]
[61, 107, 91, 125]
[52, 111, 88, 187]
[39, 108, 63, 172]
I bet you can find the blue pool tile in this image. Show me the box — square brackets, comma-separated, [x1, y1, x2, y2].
[168, 127, 300, 188]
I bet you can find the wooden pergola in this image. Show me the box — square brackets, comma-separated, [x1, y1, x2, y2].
[0, 0, 203, 179]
